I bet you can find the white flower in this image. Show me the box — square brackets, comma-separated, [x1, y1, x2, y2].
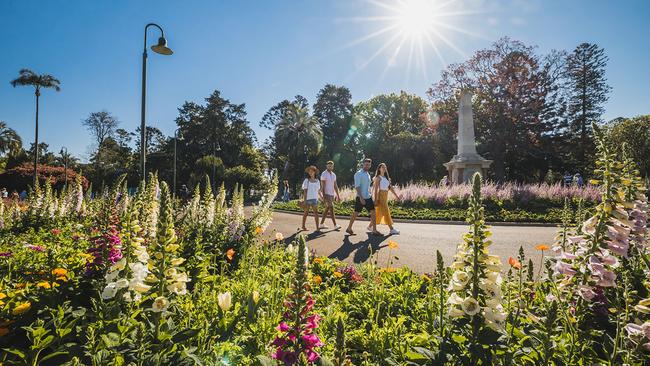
[461, 297, 480, 316]
[172, 272, 190, 283]
[448, 307, 465, 317]
[114, 278, 129, 289]
[446, 292, 464, 305]
[275, 232, 284, 241]
[167, 282, 187, 295]
[130, 281, 152, 293]
[135, 249, 149, 262]
[164, 268, 178, 278]
[480, 281, 501, 299]
[218, 292, 232, 311]
[151, 296, 169, 312]
[101, 283, 117, 300]
[114, 258, 127, 271]
[484, 305, 507, 323]
[105, 269, 120, 282]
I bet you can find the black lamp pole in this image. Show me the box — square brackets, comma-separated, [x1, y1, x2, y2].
[173, 127, 180, 198]
[60, 147, 68, 191]
[140, 23, 173, 181]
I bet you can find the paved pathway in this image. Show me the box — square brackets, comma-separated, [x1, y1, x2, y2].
[264, 211, 558, 273]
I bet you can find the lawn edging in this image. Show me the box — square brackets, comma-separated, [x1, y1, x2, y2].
[272, 208, 560, 227]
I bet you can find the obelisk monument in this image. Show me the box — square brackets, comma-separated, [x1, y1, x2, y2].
[443, 90, 492, 184]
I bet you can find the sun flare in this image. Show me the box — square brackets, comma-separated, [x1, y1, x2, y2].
[340, 0, 483, 81]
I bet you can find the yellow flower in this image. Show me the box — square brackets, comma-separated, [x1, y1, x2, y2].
[255, 227, 264, 235]
[312, 275, 323, 285]
[0, 293, 6, 300]
[12, 302, 31, 315]
[387, 240, 398, 249]
[313, 257, 324, 264]
[36, 281, 51, 289]
[52, 268, 67, 277]
[333, 271, 343, 279]
[535, 244, 550, 251]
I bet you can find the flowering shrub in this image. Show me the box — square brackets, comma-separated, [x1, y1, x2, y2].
[0, 132, 648, 365]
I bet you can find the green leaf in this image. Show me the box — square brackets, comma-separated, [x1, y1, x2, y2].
[40, 351, 70, 362]
[255, 355, 277, 366]
[317, 357, 335, 366]
[2, 348, 26, 359]
[172, 328, 200, 344]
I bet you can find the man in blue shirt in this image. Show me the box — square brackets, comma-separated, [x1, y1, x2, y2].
[346, 158, 380, 235]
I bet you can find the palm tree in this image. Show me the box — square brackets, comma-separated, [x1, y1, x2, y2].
[276, 104, 323, 176]
[0, 121, 22, 156]
[11, 69, 61, 187]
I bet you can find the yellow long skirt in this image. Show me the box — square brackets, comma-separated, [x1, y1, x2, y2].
[375, 190, 393, 226]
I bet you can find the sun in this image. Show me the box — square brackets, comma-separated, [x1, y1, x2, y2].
[339, 0, 484, 81]
[396, 0, 436, 38]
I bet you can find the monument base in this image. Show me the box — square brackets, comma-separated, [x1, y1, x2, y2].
[444, 154, 492, 184]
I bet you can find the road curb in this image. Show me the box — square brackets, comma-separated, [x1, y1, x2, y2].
[272, 209, 559, 227]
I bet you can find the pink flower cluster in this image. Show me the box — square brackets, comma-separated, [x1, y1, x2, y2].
[554, 208, 632, 302]
[85, 225, 122, 275]
[271, 294, 323, 365]
[26, 244, 46, 252]
[338, 182, 600, 205]
[630, 200, 648, 247]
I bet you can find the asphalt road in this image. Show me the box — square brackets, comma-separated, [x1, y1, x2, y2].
[264, 211, 558, 273]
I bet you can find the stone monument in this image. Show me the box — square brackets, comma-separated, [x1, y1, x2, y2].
[443, 90, 492, 184]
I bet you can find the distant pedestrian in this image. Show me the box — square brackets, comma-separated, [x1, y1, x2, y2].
[320, 161, 341, 230]
[440, 175, 449, 187]
[1, 188, 7, 198]
[574, 173, 584, 187]
[19, 190, 27, 201]
[179, 184, 190, 200]
[300, 166, 322, 231]
[346, 158, 379, 236]
[373, 163, 402, 235]
[282, 179, 291, 202]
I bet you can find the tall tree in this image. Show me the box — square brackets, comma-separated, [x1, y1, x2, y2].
[10, 69, 61, 186]
[259, 95, 308, 130]
[312, 84, 357, 179]
[275, 104, 323, 178]
[174, 90, 264, 190]
[565, 43, 611, 171]
[355, 91, 431, 183]
[608, 115, 650, 178]
[427, 38, 563, 182]
[83, 111, 119, 150]
[0, 121, 22, 156]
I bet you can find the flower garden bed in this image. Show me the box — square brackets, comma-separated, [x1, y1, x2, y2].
[1, 129, 649, 365]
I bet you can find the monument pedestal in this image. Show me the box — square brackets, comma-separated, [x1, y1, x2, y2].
[443, 90, 492, 184]
[444, 154, 492, 184]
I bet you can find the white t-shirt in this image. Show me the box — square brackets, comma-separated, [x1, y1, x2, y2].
[320, 170, 337, 196]
[302, 178, 321, 200]
[379, 175, 390, 190]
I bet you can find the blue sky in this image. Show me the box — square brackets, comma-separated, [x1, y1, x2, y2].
[1, 0, 648, 161]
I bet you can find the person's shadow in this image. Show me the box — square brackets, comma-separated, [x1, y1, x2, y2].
[329, 234, 388, 264]
[282, 229, 326, 244]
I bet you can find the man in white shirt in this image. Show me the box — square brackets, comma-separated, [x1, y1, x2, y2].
[320, 160, 341, 230]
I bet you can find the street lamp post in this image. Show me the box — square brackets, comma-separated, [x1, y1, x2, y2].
[173, 128, 180, 198]
[140, 23, 173, 181]
[60, 147, 68, 191]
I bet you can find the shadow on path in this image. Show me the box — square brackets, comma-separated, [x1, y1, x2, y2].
[329, 234, 389, 264]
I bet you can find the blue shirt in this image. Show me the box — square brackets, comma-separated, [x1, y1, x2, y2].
[354, 169, 372, 199]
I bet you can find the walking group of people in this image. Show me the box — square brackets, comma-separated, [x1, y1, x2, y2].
[289, 158, 402, 236]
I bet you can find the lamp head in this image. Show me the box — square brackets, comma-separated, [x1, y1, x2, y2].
[151, 36, 173, 55]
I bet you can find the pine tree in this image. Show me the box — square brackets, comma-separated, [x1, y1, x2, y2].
[565, 43, 611, 172]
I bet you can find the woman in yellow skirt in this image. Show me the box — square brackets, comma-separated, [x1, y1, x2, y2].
[372, 163, 402, 235]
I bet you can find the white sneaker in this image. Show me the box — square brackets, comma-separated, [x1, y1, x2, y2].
[319, 225, 329, 230]
[334, 225, 342, 230]
[390, 228, 400, 235]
